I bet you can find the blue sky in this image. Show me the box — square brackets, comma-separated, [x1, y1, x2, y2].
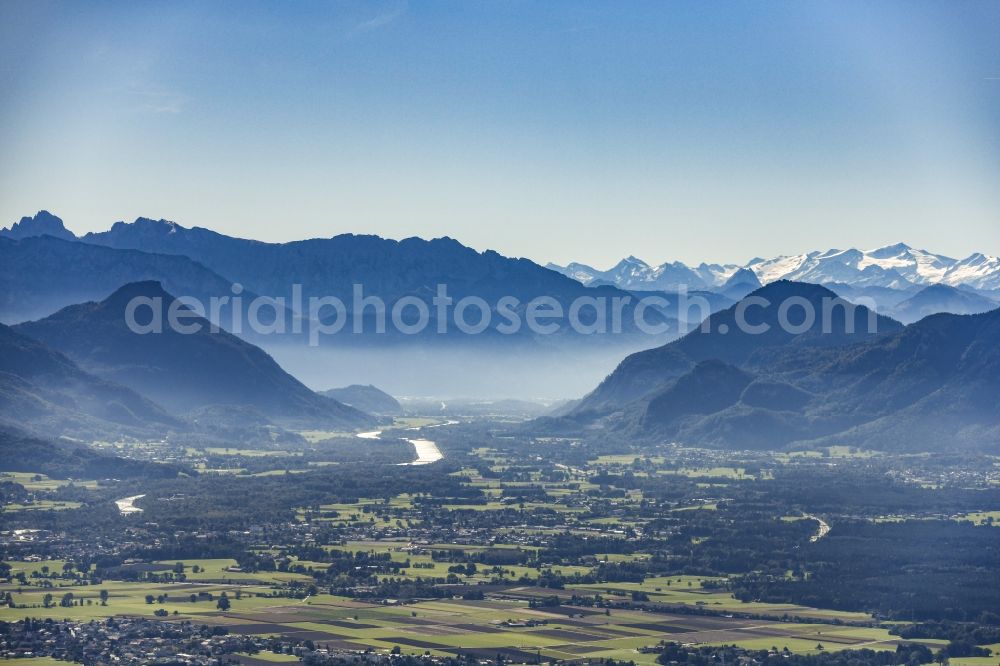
[1, 0, 998, 266]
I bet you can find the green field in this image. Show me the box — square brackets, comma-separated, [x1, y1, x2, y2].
[0, 471, 100, 491]
[1, 558, 908, 665]
[0, 585, 920, 665]
[2, 500, 82, 512]
[954, 510, 1000, 526]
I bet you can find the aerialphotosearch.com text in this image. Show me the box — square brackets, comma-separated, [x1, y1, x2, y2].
[123, 283, 882, 345]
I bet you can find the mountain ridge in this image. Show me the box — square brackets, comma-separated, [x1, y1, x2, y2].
[541, 282, 1000, 452]
[0, 210, 76, 242]
[0, 234, 270, 325]
[569, 280, 901, 415]
[889, 284, 999, 324]
[2, 213, 677, 345]
[8, 210, 998, 299]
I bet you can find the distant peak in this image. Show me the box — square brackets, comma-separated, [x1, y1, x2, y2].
[723, 267, 762, 289]
[133, 217, 182, 232]
[868, 242, 912, 258]
[102, 280, 174, 309]
[750, 279, 839, 302]
[0, 210, 76, 241]
[916, 283, 959, 295]
[426, 236, 466, 250]
[612, 256, 650, 270]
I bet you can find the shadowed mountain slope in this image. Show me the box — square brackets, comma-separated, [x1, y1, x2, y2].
[535, 282, 1000, 452]
[0, 425, 187, 479]
[321, 385, 402, 416]
[572, 281, 901, 414]
[889, 284, 998, 324]
[0, 235, 252, 325]
[15, 282, 373, 428]
[0, 322, 181, 437]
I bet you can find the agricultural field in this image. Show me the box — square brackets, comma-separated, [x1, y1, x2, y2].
[953, 510, 1000, 526]
[0, 472, 100, 491]
[0, 580, 921, 665]
[2, 500, 82, 512]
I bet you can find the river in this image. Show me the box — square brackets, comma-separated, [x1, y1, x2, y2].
[400, 438, 443, 465]
[355, 421, 454, 465]
[807, 514, 831, 541]
[115, 494, 145, 515]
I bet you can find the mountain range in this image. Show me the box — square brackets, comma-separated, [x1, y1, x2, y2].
[548, 244, 1000, 296]
[4, 210, 999, 403]
[5, 211, 997, 333]
[0, 212, 674, 344]
[3, 210, 999, 452]
[889, 284, 999, 324]
[541, 281, 1000, 452]
[0, 212, 683, 397]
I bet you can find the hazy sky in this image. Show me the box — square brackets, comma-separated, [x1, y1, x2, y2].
[1, 1, 998, 268]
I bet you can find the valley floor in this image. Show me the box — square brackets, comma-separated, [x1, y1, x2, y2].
[2, 413, 999, 665]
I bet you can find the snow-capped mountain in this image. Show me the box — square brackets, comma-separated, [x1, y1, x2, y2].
[719, 268, 763, 301]
[747, 244, 952, 289]
[941, 253, 1000, 291]
[550, 243, 1000, 294]
[544, 257, 741, 291]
